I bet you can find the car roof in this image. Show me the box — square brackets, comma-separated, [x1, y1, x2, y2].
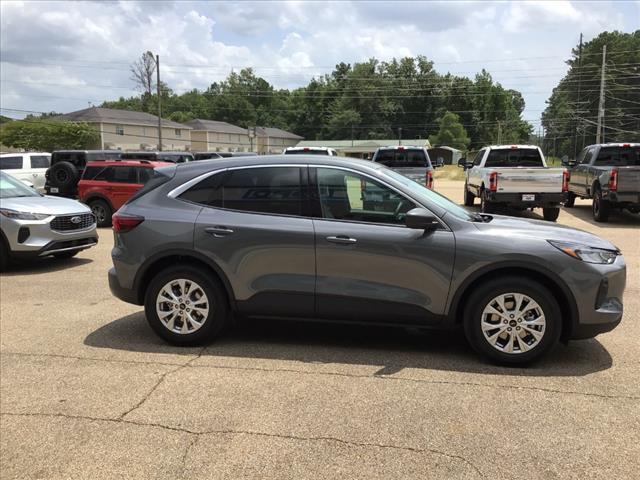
[173, 154, 383, 177]
[0, 152, 50, 157]
[285, 146, 333, 151]
[485, 144, 540, 150]
[376, 145, 423, 150]
[86, 160, 171, 167]
[590, 143, 640, 147]
[53, 150, 117, 153]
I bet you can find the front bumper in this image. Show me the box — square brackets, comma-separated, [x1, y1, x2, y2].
[487, 192, 567, 207]
[2, 214, 98, 257]
[569, 255, 626, 340]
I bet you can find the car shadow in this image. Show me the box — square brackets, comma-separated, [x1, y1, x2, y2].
[1, 257, 93, 276]
[85, 311, 613, 378]
[561, 204, 640, 229]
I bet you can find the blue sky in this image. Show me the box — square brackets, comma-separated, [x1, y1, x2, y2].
[1, 0, 638, 131]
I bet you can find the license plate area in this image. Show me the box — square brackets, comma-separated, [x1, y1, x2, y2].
[522, 194, 535, 201]
[50, 187, 59, 193]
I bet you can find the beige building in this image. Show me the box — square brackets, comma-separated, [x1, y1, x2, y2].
[55, 107, 191, 151]
[186, 119, 252, 153]
[255, 127, 303, 154]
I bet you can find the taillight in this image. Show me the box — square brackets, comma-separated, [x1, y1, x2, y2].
[608, 168, 618, 191]
[426, 171, 433, 189]
[112, 213, 144, 233]
[562, 170, 570, 192]
[489, 171, 498, 192]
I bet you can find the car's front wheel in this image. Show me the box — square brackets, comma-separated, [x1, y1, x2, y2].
[144, 265, 229, 345]
[463, 277, 561, 365]
[463, 184, 475, 206]
[89, 199, 113, 228]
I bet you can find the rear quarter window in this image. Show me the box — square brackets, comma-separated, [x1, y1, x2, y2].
[30, 155, 50, 168]
[82, 166, 111, 181]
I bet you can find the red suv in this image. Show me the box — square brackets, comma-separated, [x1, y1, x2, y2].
[78, 160, 170, 227]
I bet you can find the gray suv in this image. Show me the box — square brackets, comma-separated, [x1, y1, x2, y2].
[109, 156, 626, 364]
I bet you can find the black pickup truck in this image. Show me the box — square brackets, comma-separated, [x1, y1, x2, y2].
[565, 143, 640, 222]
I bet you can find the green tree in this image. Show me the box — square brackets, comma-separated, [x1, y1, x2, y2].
[429, 112, 470, 150]
[0, 120, 100, 151]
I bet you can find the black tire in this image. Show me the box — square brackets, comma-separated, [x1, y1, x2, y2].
[0, 240, 9, 272]
[53, 250, 79, 259]
[564, 192, 576, 208]
[89, 199, 112, 227]
[463, 276, 562, 365]
[592, 187, 610, 222]
[480, 189, 495, 214]
[144, 265, 229, 346]
[463, 183, 475, 206]
[542, 207, 560, 222]
[49, 161, 79, 189]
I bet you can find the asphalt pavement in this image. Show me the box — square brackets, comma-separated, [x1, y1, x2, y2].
[1, 180, 639, 479]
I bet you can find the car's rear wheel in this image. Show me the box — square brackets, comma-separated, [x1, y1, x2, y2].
[144, 265, 229, 345]
[480, 190, 495, 213]
[564, 192, 576, 208]
[592, 187, 610, 222]
[542, 207, 560, 222]
[463, 277, 561, 365]
[89, 199, 112, 227]
[463, 183, 475, 206]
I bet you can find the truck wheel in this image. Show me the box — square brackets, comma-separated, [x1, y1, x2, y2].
[463, 276, 561, 365]
[89, 199, 112, 227]
[144, 265, 229, 346]
[480, 191, 494, 214]
[564, 192, 576, 208]
[542, 207, 560, 222]
[463, 183, 475, 206]
[592, 188, 610, 222]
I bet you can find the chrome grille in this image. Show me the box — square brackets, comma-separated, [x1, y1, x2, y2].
[50, 213, 95, 231]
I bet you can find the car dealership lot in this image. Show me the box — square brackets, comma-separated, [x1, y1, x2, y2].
[1, 180, 639, 480]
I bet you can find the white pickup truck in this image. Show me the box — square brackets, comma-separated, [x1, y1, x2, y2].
[0, 152, 51, 192]
[458, 145, 568, 221]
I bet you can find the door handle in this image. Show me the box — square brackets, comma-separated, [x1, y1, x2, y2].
[205, 226, 234, 237]
[326, 235, 357, 244]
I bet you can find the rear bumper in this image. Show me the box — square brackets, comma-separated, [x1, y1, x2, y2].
[109, 267, 141, 305]
[486, 192, 566, 207]
[602, 190, 640, 206]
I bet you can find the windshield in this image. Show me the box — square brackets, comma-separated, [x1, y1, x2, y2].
[374, 149, 429, 168]
[485, 148, 543, 167]
[0, 172, 40, 198]
[595, 146, 640, 166]
[380, 168, 474, 221]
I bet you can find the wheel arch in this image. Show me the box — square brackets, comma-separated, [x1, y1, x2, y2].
[83, 193, 114, 211]
[133, 249, 236, 311]
[449, 262, 578, 342]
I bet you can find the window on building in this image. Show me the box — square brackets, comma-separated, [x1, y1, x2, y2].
[141, 127, 146, 137]
[115, 125, 125, 136]
[175, 129, 181, 138]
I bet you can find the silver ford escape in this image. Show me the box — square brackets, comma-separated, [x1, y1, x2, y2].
[108, 156, 626, 365]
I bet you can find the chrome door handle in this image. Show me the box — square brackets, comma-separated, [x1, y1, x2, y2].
[205, 226, 234, 237]
[326, 235, 357, 244]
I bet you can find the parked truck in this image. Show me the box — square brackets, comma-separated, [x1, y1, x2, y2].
[564, 143, 640, 222]
[459, 145, 568, 221]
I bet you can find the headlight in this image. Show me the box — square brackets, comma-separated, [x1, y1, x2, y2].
[548, 240, 618, 264]
[0, 208, 50, 221]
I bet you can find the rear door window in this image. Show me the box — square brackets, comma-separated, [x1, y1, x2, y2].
[111, 166, 138, 183]
[180, 167, 303, 216]
[30, 155, 50, 168]
[137, 167, 154, 184]
[595, 146, 640, 166]
[0, 156, 23, 170]
[484, 148, 543, 167]
[374, 149, 428, 168]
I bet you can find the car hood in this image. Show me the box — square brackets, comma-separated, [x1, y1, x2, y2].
[1, 195, 90, 215]
[475, 214, 618, 251]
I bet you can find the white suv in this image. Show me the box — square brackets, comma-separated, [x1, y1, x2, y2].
[0, 152, 51, 192]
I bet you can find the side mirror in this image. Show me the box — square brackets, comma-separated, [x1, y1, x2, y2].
[457, 158, 467, 169]
[565, 160, 577, 168]
[405, 208, 440, 230]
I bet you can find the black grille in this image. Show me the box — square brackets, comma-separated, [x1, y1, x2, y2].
[50, 213, 95, 231]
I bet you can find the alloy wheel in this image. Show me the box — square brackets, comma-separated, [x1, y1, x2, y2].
[155, 279, 210, 334]
[480, 292, 546, 354]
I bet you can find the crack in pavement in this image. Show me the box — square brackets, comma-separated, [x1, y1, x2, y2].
[0, 411, 485, 479]
[2, 350, 638, 401]
[117, 347, 206, 420]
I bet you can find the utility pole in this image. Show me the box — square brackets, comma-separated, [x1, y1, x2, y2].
[156, 54, 162, 151]
[596, 44, 606, 144]
[573, 33, 583, 158]
[398, 127, 402, 146]
[351, 124, 354, 146]
[497, 121, 502, 144]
